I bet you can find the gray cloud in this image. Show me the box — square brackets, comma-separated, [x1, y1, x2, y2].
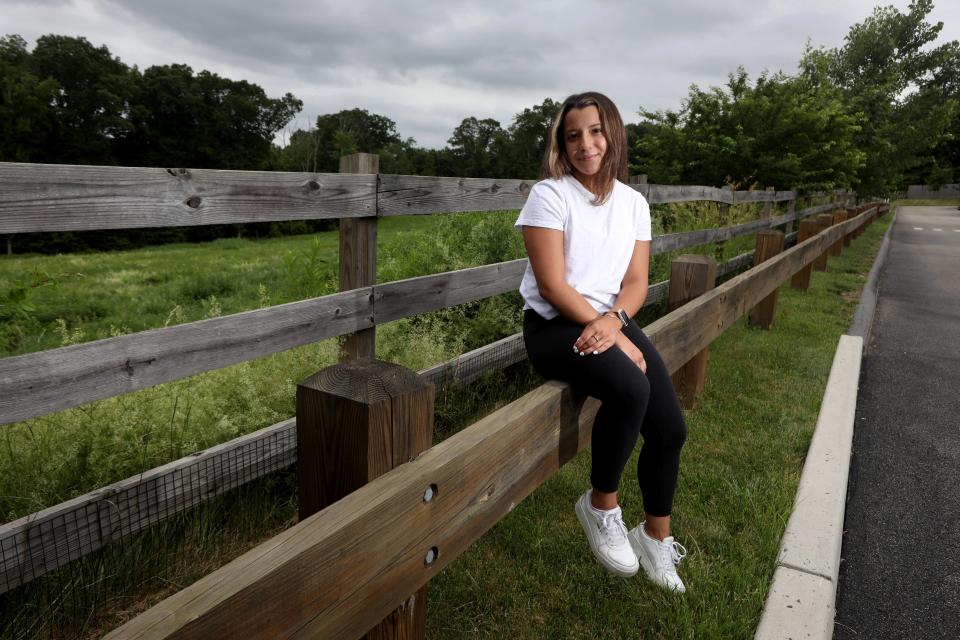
[4, 0, 959, 147]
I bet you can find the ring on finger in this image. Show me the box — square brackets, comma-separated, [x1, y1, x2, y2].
[592, 335, 600, 344]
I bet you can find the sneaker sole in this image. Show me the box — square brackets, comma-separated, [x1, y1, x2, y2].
[574, 500, 639, 578]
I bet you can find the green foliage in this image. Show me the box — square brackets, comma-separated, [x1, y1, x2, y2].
[0, 34, 301, 170]
[0, 268, 56, 352]
[635, 68, 865, 190]
[0, 35, 59, 162]
[27, 34, 134, 165]
[447, 116, 508, 178]
[809, 0, 960, 193]
[274, 98, 562, 181]
[119, 63, 301, 170]
[280, 235, 333, 299]
[504, 98, 562, 179]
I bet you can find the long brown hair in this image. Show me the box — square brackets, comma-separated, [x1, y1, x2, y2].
[541, 91, 628, 205]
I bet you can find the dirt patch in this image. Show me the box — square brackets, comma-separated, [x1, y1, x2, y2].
[842, 288, 863, 301]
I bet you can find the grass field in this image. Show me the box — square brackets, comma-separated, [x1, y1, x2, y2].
[0, 196, 869, 639]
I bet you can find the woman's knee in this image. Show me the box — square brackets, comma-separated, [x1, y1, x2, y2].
[661, 417, 687, 451]
[600, 367, 651, 413]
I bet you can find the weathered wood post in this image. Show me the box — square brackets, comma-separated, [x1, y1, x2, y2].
[300, 152, 434, 638]
[748, 230, 785, 328]
[846, 207, 860, 240]
[785, 193, 797, 235]
[667, 255, 717, 409]
[715, 185, 734, 263]
[790, 219, 819, 291]
[762, 186, 775, 219]
[840, 209, 854, 246]
[830, 210, 847, 256]
[813, 213, 833, 272]
[297, 360, 435, 639]
[340, 152, 379, 362]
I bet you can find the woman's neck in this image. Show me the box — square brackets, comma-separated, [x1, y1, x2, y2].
[572, 171, 604, 197]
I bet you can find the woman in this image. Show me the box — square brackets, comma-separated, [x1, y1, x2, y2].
[515, 91, 688, 592]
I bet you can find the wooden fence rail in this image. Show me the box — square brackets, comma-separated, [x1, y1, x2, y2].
[0, 161, 840, 234]
[0, 200, 841, 426]
[0, 245, 761, 594]
[105, 206, 878, 640]
[0, 155, 859, 605]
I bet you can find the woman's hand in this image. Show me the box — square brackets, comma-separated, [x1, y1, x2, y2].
[614, 332, 647, 374]
[573, 314, 621, 356]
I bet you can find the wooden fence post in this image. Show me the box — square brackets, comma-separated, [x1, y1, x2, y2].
[667, 255, 717, 409]
[840, 209, 854, 246]
[762, 186, 774, 219]
[790, 219, 819, 291]
[846, 207, 859, 239]
[748, 230, 785, 329]
[813, 214, 833, 272]
[830, 210, 847, 256]
[297, 359, 434, 639]
[715, 185, 734, 263]
[785, 194, 797, 235]
[340, 152, 379, 362]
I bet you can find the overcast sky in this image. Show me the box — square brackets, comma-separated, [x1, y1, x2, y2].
[4, 0, 960, 148]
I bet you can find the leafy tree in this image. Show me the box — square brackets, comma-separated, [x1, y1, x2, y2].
[504, 98, 561, 178]
[636, 68, 864, 190]
[447, 116, 507, 178]
[817, 0, 959, 192]
[276, 108, 401, 172]
[119, 64, 301, 169]
[28, 34, 135, 165]
[0, 35, 59, 162]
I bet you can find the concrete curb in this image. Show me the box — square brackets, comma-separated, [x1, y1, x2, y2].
[847, 209, 897, 348]
[754, 334, 862, 640]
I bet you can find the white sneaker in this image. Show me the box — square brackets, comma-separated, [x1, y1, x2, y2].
[574, 491, 639, 577]
[628, 522, 687, 593]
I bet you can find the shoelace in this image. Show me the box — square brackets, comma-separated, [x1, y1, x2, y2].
[658, 538, 688, 571]
[598, 509, 629, 546]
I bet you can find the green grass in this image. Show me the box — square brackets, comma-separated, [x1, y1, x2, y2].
[0, 204, 890, 638]
[0, 211, 527, 522]
[891, 198, 960, 206]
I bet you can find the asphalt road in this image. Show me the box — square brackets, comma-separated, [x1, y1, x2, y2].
[834, 206, 960, 639]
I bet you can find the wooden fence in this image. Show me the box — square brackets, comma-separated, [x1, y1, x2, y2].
[101, 201, 887, 639]
[0, 156, 876, 631]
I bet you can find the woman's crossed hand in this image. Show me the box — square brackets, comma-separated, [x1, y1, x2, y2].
[572, 314, 647, 374]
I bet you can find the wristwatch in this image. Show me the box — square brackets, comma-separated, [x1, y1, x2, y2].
[605, 308, 629, 328]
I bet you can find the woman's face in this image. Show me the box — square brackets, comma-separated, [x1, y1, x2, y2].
[562, 105, 607, 181]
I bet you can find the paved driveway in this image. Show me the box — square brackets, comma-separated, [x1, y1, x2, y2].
[835, 205, 960, 639]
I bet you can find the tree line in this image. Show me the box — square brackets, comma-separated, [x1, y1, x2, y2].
[1, 1, 957, 254]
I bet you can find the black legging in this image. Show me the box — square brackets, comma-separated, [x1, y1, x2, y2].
[523, 309, 687, 517]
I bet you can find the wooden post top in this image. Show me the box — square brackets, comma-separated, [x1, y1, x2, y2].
[673, 254, 717, 266]
[298, 359, 431, 404]
[757, 228, 784, 237]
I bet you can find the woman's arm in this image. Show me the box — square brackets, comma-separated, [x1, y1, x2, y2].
[521, 226, 607, 325]
[522, 225, 626, 354]
[611, 240, 651, 372]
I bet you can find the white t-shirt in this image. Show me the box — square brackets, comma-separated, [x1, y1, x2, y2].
[515, 175, 652, 320]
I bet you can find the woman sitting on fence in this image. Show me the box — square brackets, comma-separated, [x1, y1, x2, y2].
[516, 91, 688, 592]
